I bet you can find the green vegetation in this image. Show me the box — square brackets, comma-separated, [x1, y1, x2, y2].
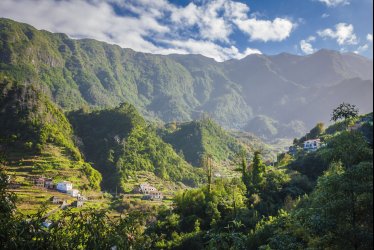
[331, 102, 359, 122]
[0, 170, 151, 249]
[0, 80, 372, 250]
[0, 17, 372, 249]
[0, 76, 102, 193]
[69, 104, 204, 192]
[161, 118, 244, 168]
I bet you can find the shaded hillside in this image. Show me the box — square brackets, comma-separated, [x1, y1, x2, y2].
[0, 75, 102, 190]
[68, 104, 203, 191]
[243, 115, 306, 140]
[0, 18, 372, 140]
[161, 119, 244, 167]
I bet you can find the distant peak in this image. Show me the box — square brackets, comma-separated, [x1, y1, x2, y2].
[313, 49, 340, 56]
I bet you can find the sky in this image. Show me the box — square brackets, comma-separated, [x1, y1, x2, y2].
[0, 0, 372, 62]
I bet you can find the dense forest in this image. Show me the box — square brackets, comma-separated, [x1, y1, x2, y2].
[68, 105, 204, 191]
[160, 119, 244, 167]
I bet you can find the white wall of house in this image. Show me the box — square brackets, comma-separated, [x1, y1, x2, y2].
[68, 189, 79, 197]
[56, 182, 73, 192]
[304, 139, 321, 151]
[140, 184, 157, 194]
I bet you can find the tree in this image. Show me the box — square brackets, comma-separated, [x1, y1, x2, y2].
[0, 167, 18, 248]
[322, 131, 372, 169]
[252, 151, 266, 192]
[202, 154, 214, 193]
[331, 103, 359, 122]
[308, 123, 325, 139]
[297, 162, 373, 250]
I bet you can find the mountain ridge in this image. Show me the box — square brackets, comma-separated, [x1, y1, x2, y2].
[0, 18, 372, 140]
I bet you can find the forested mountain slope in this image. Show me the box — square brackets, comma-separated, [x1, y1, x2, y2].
[68, 104, 204, 191]
[1, 18, 372, 140]
[161, 119, 244, 167]
[0, 75, 102, 191]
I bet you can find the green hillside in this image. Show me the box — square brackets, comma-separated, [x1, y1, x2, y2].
[0, 75, 102, 212]
[0, 18, 200, 121]
[161, 119, 245, 168]
[68, 104, 204, 192]
[287, 113, 373, 180]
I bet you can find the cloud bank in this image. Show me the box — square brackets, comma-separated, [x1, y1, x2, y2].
[0, 0, 296, 62]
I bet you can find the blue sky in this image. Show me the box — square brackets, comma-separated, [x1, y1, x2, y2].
[0, 0, 372, 61]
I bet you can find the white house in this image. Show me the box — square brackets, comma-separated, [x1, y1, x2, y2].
[56, 181, 73, 193]
[149, 191, 163, 200]
[68, 189, 80, 197]
[42, 220, 52, 228]
[303, 139, 321, 152]
[143, 191, 163, 201]
[139, 183, 157, 194]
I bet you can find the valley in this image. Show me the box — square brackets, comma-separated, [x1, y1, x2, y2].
[0, 17, 372, 250]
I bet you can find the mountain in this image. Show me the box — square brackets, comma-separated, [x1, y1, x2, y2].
[68, 104, 204, 191]
[0, 18, 372, 140]
[0, 75, 102, 191]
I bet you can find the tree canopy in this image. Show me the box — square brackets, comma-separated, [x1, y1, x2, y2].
[331, 103, 359, 122]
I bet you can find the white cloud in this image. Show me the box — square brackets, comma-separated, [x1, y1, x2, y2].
[318, 0, 350, 7]
[321, 13, 330, 18]
[317, 23, 358, 45]
[354, 44, 369, 54]
[234, 17, 294, 42]
[170, 0, 295, 43]
[367, 34, 373, 42]
[300, 36, 316, 54]
[354, 34, 373, 55]
[0, 0, 288, 61]
[161, 39, 261, 62]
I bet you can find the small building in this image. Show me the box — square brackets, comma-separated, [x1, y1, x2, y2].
[77, 195, 87, 201]
[51, 196, 62, 204]
[45, 179, 54, 189]
[214, 172, 222, 178]
[151, 191, 163, 200]
[68, 189, 80, 197]
[143, 191, 163, 201]
[42, 220, 52, 228]
[56, 181, 73, 193]
[303, 139, 321, 152]
[34, 177, 46, 188]
[139, 183, 157, 194]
